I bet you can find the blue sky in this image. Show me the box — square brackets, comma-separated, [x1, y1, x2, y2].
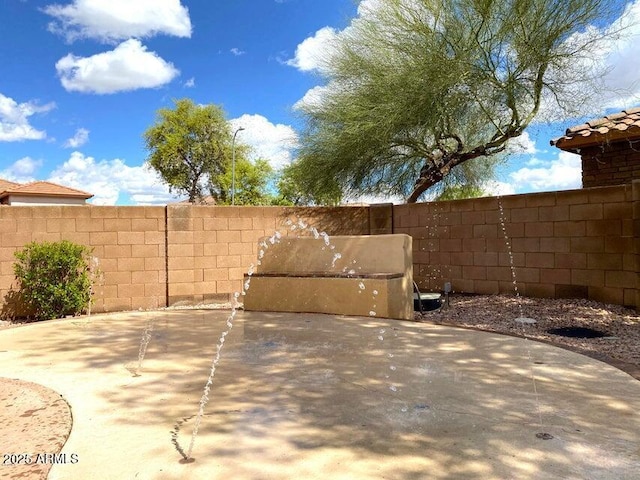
[1, 0, 639, 205]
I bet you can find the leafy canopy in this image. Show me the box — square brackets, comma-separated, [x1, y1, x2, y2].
[144, 98, 274, 204]
[218, 157, 276, 206]
[274, 163, 343, 206]
[295, 0, 621, 203]
[13, 240, 94, 321]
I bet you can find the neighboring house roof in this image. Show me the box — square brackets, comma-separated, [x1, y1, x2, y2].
[0, 180, 93, 201]
[551, 107, 640, 152]
[0, 178, 20, 192]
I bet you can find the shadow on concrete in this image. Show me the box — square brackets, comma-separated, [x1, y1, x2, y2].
[0, 310, 639, 479]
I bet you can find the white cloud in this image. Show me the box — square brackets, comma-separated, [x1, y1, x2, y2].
[183, 77, 195, 88]
[525, 158, 545, 167]
[293, 84, 330, 111]
[44, 0, 191, 43]
[0, 157, 43, 183]
[505, 132, 537, 155]
[230, 47, 246, 56]
[509, 151, 581, 192]
[63, 127, 89, 148]
[48, 151, 178, 205]
[55, 39, 179, 94]
[0, 93, 55, 142]
[229, 114, 299, 169]
[286, 26, 337, 73]
[595, 0, 640, 109]
[483, 180, 516, 197]
[538, 1, 640, 121]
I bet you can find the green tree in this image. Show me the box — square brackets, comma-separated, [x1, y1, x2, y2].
[296, 0, 621, 203]
[272, 163, 343, 206]
[435, 184, 487, 201]
[144, 98, 236, 203]
[13, 240, 94, 321]
[218, 158, 276, 205]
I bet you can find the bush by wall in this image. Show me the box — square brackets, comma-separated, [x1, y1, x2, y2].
[13, 240, 94, 321]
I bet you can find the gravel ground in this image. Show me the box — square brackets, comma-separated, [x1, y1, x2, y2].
[416, 294, 640, 380]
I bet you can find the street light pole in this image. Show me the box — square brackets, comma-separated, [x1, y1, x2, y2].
[231, 126, 245, 205]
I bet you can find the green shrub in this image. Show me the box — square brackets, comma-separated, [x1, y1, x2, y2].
[13, 240, 94, 321]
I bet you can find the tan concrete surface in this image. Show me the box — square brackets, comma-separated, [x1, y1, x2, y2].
[0, 310, 639, 479]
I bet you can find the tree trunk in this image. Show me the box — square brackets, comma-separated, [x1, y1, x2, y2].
[407, 151, 484, 203]
[407, 171, 442, 203]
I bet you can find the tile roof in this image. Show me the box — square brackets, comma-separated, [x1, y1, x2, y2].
[0, 180, 93, 200]
[551, 107, 640, 152]
[0, 178, 20, 192]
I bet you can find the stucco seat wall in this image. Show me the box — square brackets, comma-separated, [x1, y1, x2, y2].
[243, 234, 414, 320]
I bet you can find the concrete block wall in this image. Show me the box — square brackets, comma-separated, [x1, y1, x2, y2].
[581, 143, 640, 188]
[0, 206, 166, 315]
[166, 205, 370, 305]
[0, 204, 370, 317]
[394, 184, 636, 307]
[0, 187, 637, 317]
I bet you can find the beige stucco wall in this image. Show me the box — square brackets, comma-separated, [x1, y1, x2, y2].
[255, 234, 412, 276]
[244, 234, 414, 320]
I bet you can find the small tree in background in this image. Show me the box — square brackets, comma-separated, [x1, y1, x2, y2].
[13, 240, 94, 321]
[145, 98, 231, 203]
[218, 158, 276, 205]
[273, 162, 343, 206]
[435, 184, 487, 201]
[145, 98, 277, 205]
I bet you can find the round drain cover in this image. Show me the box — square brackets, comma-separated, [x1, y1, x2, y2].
[546, 327, 607, 338]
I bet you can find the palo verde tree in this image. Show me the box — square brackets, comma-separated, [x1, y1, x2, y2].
[273, 162, 343, 206]
[145, 98, 245, 203]
[295, 0, 623, 202]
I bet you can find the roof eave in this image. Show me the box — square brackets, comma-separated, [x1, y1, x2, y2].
[0, 191, 93, 200]
[551, 127, 640, 153]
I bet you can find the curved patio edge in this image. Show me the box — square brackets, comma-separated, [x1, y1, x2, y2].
[0, 377, 72, 480]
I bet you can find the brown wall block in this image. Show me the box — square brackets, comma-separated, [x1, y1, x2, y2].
[522, 283, 556, 298]
[511, 238, 540, 253]
[540, 237, 570, 253]
[526, 252, 555, 269]
[570, 237, 605, 254]
[553, 221, 586, 237]
[570, 204, 603, 221]
[525, 222, 554, 238]
[555, 253, 587, 269]
[586, 219, 622, 237]
[1, 188, 638, 316]
[524, 193, 557, 208]
[538, 205, 569, 222]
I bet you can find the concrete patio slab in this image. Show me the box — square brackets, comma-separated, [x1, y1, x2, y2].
[0, 310, 639, 479]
